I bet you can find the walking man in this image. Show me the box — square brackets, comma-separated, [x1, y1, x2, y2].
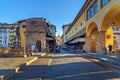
[108, 44, 112, 54]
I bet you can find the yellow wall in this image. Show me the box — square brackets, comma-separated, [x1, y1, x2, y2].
[66, 13, 85, 39]
[105, 28, 114, 48]
[66, 0, 120, 53]
[66, 0, 120, 38]
[85, 0, 120, 32]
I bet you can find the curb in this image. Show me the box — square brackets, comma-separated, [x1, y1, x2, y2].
[79, 54, 120, 71]
[41, 53, 46, 56]
[2, 57, 38, 80]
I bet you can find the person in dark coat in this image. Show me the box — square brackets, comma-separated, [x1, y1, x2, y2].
[108, 44, 112, 54]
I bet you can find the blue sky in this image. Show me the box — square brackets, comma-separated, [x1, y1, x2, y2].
[0, 0, 85, 36]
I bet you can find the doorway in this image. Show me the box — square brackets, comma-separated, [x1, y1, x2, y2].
[36, 40, 41, 52]
[90, 41, 96, 53]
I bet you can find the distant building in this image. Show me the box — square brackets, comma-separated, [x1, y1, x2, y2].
[0, 24, 14, 48]
[111, 25, 120, 53]
[47, 23, 56, 52]
[17, 17, 56, 55]
[47, 23, 56, 37]
[62, 24, 71, 44]
[10, 23, 21, 48]
[56, 35, 62, 46]
[0, 18, 56, 56]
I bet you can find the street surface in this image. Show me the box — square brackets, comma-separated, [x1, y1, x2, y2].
[8, 50, 120, 80]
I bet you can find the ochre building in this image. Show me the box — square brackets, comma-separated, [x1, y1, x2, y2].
[19, 18, 56, 56]
[66, 0, 120, 54]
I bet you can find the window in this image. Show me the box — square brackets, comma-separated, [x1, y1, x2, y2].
[80, 22, 82, 26]
[75, 28, 77, 30]
[22, 25, 26, 28]
[0, 36, 2, 39]
[86, 0, 98, 20]
[31, 21, 37, 25]
[114, 36, 116, 39]
[0, 40, 2, 43]
[94, 1, 98, 13]
[91, 5, 94, 16]
[107, 35, 111, 39]
[87, 10, 91, 20]
[101, 0, 110, 8]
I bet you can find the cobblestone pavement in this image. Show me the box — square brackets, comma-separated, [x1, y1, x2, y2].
[8, 52, 120, 80]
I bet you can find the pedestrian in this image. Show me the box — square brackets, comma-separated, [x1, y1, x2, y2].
[108, 44, 112, 54]
[102, 47, 107, 55]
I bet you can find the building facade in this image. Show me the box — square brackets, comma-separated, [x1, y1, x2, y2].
[46, 23, 56, 52]
[62, 24, 71, 44]
[18, 18, 47, 55]
[17, 18, 56, 55]
[56, 35, 62, 46]
[65, 0, 120, 54]
[0, 18, 56, 56]
[62, 24, 71, 49]
[0, 24, 14, 48]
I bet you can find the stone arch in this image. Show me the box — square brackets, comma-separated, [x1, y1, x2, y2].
[86, 22, 99, 53]
[86, 22, 98, 37]
[101, 4, 120, 54]
[101, 4, 120, 31]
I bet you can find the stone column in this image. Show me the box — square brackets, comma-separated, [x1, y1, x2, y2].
[85, 36, 91, 52]
[98, 31, 106, 53]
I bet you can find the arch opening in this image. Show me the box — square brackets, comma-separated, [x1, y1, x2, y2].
[86, 22, 98, 53]
[101, 5, 120, 54]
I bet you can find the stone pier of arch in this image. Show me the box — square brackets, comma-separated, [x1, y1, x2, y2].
[85, 31, 106, 54]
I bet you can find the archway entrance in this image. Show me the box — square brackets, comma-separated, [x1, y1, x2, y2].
[101, 5, 120, 54]
[86, 22, 98, 53]
[36, 40, 41, 52]
[105, 28, 114, 48]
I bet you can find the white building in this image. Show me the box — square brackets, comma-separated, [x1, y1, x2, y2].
[0, 24, 14, 48]
[112, 26, 120, 52]
[62, 24, 71, 44]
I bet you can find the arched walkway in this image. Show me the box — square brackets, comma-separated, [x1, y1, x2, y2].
[86, 22, 99, 53]
[101, 4, 120, 54]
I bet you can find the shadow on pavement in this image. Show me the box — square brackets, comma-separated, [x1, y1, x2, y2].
[8, 62, 120, 80]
